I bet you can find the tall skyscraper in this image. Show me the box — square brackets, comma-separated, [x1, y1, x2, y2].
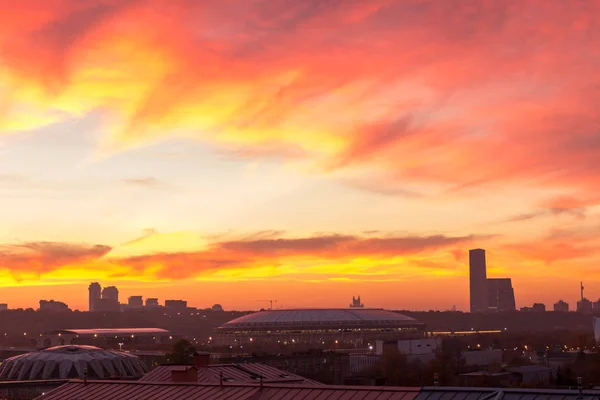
[469, 249, 488, 313]
[487, 278, 516, 312]
[88, 282, 101, 312]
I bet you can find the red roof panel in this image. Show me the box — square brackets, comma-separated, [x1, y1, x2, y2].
[37, 380, 420, 400]
[140, 363, 322, 385]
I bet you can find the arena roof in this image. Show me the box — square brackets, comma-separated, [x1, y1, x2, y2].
[219, 308, 423, 330]
[0, 345, 148, 381]
[47, 328, 170, 336]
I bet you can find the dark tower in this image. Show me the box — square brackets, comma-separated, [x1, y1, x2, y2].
[88, 282, 101, 312]
[469, 249, 488, 313]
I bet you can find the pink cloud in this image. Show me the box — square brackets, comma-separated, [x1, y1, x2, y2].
[1, 0, 599, 196]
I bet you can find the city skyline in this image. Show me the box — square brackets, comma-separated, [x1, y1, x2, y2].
[2, 1, 600, 310]
[0, 273, 595, 312]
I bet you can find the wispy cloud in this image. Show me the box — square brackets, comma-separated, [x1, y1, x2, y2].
[2, 0, 600, 197]
[122, 177, 162, 187]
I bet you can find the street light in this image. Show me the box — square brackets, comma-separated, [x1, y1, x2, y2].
[118, 343, 124, 351]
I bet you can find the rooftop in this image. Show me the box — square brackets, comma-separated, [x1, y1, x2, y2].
[46, 328, 170, 335]
[140, 363, 322, 385]
[0, 345, 148, 381]
[36, 381, 600, 400]
[416, 387, 600, 400]
[37, 380, 419, 400]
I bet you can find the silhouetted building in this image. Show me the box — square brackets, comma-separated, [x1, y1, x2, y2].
[165, 300, 187, 310]
[102, 286, 119, 303]
[145, 298, 159, 307]
[349, 296, 364, 308]
[520, 303, 545, 312]
[487, 278, 516, 312]
[554, 300, 569, 312]
[577, 298, 593, 313]
[0, 304, 7, 311]
[94, 299, 120, 312]
[128, 296, 143, 308]
[217, 308, 424, 347]
[469, 249, 488, 313]
[88, 282, 101, 312]
[211, 304, 224, 312]
[593, 299, 600, 313]
[90, 285, 120, 312]
[39, 300, 70, 312]
[218, 351, 351, 385]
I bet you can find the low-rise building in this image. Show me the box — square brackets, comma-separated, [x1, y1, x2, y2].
[165, 300, 188, 310]
[39, 300, 70, 312]
[218, 350, 351, 385]
[141, 352, 322, 385]
[38, 328, 175, 349]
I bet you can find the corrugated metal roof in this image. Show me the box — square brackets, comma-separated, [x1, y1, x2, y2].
[417, 387, 600, 400]
[140, 363, 322, 385]
[37, 380, 420, 400]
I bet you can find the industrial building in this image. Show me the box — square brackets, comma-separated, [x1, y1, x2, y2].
[216, 308, 424, 346]
[38, 328, 175, 349]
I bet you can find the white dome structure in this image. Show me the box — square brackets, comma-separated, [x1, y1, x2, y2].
[0, 345, 148, 381]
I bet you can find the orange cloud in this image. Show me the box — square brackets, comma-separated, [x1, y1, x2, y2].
[2, 1, 600, 196]
[0, 232, 484, 284]
[0, 241, 111, 280]
[1, 231, 600, 309]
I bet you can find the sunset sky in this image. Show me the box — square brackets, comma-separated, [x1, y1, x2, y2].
[1, 0, 600, 311]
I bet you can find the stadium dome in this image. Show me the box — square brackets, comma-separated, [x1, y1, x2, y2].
[220, 308, 422, 330]
[216, 308, 424, 346]
[0, 345, 148, 381]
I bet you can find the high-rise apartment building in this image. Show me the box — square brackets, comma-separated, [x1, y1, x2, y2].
[469, 249, 488, 313]
[553, 300, 569, 312]
[88, 282, 101, 312]
[128, 296, 143, 308]
[145, 298, 159, 307]
[577, 298, 593, 313]
[102, 286, 119, 303]
[487, 278, 516, 312]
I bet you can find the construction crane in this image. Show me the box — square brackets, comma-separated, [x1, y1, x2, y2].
[256, 300, 278, 310]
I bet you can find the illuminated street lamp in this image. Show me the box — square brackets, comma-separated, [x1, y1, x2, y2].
[118, 343, 124, 351]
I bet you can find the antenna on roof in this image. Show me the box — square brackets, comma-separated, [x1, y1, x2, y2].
[219, 371, 223, 388]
